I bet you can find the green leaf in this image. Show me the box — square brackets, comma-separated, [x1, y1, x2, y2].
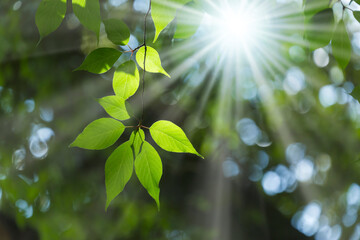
[35, 0, 67, 40]
[174, 2, 203, 39]
[303, 0, 329, 19]
[72, 0, 101, 39]
[136, 46, 170, 78]
[70, 118, 125, 150]
[151, 0, 190, 42]
[305, 9, 334, 51]
[98, 95, 130, 120]
[150, 120, 203, 158]
[353, 11, 360, 23]
[332, 20, 352, 69]
[113, 61, 140, 99]
[351, 86, 360, 101]
[104, 18, 130, 46]
[105, 141, 133, 210]
[135, 141, 162, 209]
[130, 129, 145, 157]
[75, 48, 122, 74]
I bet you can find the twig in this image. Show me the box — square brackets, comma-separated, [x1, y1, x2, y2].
[141, 0, 152, 123]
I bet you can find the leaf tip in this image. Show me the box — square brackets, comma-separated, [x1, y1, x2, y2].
[153, 31, 161, 43]
[105, 200, 110, 211]
[36, 38, 43, 48]
[163, 70, 171, 78]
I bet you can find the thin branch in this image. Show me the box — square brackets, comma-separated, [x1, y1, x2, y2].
[141, 0, 152, 123]
[340, 1, 354, 12]
[123, 43, 145, 56]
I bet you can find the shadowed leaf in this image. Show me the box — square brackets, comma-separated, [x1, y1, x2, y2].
[75, 48, 122, 74]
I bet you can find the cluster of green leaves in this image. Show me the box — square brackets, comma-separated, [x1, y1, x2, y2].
[303, 0, 354, 69]
[35, 0, 204, 210]
[35, 0, 203, 43]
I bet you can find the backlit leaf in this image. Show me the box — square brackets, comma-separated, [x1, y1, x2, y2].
[70, 118, 125, 150]
[98, 95, 130, 120]
[332, 20, 352, 69]
[105, 141, 133, 209]
[35, 0, 67, 40]
[136, 46, 170, 78]
[151, 0, 190, 42]
[104, 18, 130, 46]
[150, 120, 203, 158]
[75, 48, 122, 74]
[303, 0, 329, 19]
[174, 2, 203, 39]
[73, 0, 101, 39]
[305, 9, 334, 51]
[135, 141, 162, 209]
[113, 61, 140, 99]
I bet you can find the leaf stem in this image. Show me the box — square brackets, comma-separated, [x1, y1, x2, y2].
[123, 43, 145, 56]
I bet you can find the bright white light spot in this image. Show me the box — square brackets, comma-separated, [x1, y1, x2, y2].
[37, 127, 55, 142]
[276, 165, 297, 192]
[210, 2, 264, 54]
[283, 67, 306, 95]
[286, 143, 306, 164]
[337, 87, 350, 105]
[13, 1, 22, 11]
[15, 199, 33, 219]
[292, 202, 322, 237]
[236, 118, 261, 146]
[40, 107, 54, 122]
[109, 0, 127, 7]
[347, 184, 360, 206]
[24, 99, 35, 113]
[319, 85, 338, 107]
[29, 136, 48, 159]
[313, 48, 329, 68]
[262, 171, 281, 196]
[295, 158, 314, 182]
[343, 209, 357, 227]
[133, 0, 149, 13]
[315, 225, 342, 240]
[222, 158, 240, 178]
